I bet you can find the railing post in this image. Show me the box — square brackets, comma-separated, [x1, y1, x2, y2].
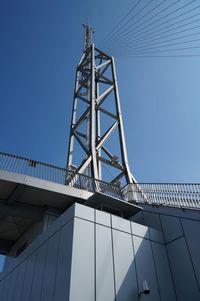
[0, 152, 200, 209]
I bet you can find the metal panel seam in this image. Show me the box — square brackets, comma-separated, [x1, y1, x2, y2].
[68, 217, 78, 301]
[28, 245, 39, 300]
[165, 235, 184, 245]
[39, 240, 50, 301]
[110, 214, 117, 301]
[0, 216, 75, 282]
[149, 232, 162, 301]
[130, 222, 139, 296]
[180, 218, 200, 290]
[142, 207, 200, 222]
[52, 228, 62, 301]
[159, 214, 178, 301]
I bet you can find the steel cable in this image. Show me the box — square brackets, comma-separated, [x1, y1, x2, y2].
[103, 0, 182, 48]
[105, 1, 200, 51]
[117, 54, 200, 58]
[98, 0, 200, 58]
[101, 0, 153, 46]
[114, 18, 200, 56]
[116, 45, 200, 56]
[100, 0, 142, 46]
[102, 0, 167, 47]
[115, 38, 200, 56]
[103, 0, 197, 49]
[115, 27, 200, 50]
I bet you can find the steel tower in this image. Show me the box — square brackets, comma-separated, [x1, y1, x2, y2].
[67, 25, 135, 186]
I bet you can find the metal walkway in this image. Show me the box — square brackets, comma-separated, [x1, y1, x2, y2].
[0, 152, 200, 210]
[0, 152, 123, 200]
[124, 183, 200, 210]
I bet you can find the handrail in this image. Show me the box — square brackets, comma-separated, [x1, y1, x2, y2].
[0, 152, 66, 184]
[0, 152, 65, 171]
[123, 183, 200, 210]
[1, 152, 200, 210]
[0, 152, 123, 199]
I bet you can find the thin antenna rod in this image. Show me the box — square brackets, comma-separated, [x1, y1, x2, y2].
[82, 24, 94, 51]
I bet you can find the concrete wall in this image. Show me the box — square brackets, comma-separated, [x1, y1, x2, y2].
[0, 203, 176, 301]
[132, 204, 200, 301]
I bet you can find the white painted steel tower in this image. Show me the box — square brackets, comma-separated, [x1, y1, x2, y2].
[67, 25, 135, 185]
[0, 26, 199, 301]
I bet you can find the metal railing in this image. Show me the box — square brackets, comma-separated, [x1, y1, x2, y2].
[1, 152, 200, 209]
[0, 152, 66, 184]
[124, 183, 200, 210]
[0, 152, 123, 199]
[95, 180, 125, 200]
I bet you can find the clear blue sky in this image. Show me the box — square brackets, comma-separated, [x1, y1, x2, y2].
[1, 0, 200, 269]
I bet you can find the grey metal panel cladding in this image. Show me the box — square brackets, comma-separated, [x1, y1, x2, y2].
[131, 221, 149, 239]
[13, 261, 26, 301]
[0, 276, 9, 301]
[160, 215, 183, 243]
[29, 242, 48, 301]
[75, 204, 95, 222]
[112, 229, 138, 301]
[6, 269, 18, 301]
[3, 203, 199, 301]
[0, 278, 8, 301]
[40, 231, 61, 301]
[0, 281, 3, 299]
[54, 220, 74, 301]
[112, 215, 131, 234]
[0, 276, 4, 300]
[96, 210, 111, 227]
[130, 211, 144, 225]
[133, 236, 160, 301]
[96, 224, 115, 301]
[143, 211, 162, 231]
[140, 204, 200, 221]
[0, 206, 74, 301]
[167, 237, 200, 301]
[181, 219, 200, 288]
[29, 219, 74, 301]
[69, 218, 95, 301]
[20, 252, 37, 300]
[148, 228, 164, 244]
[151, 242, 176, 301]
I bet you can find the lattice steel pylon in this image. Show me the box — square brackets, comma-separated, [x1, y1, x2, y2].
[66, 25, 135, 186]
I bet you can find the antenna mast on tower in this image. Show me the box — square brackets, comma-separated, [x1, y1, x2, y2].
[67, 25, 135, 186]
[83, 24, 93, 51]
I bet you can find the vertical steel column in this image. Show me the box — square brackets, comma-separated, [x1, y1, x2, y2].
[90, 44, 99, 179]
[66, 54, 85, 169]
[96, 76, 102, 180]
[66, 26, 136, 186]
[111, 57, 133, 184]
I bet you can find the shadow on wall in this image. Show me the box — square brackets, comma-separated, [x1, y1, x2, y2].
[111, 228, 175, 301]
[95, 215, 175, 301]
[131, 207, 200, 301]
[1, 203, 200, 301]
[113, 212, 200, 301]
